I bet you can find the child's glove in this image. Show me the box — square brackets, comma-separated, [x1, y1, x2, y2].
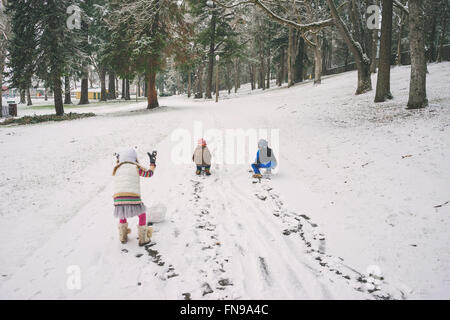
[147, 151, 157, 165]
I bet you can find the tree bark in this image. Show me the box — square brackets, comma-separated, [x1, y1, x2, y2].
[311, 34, 322, 85]
[27, 87, 32, 106]
[371, 29, 379, 73]
[288, 27, 294, 87]
[53, 74, 64, 116]
[147, 57, 159, 109]
[20, 89, 25, 104]
[194, 65, 204, 99]
[396, 12, 405, 66]
[188, 72, 192, 98]
[205, 8, 216, 99]
[278, 47, 285, 86]
[249, 64, 255, 90]
[79, 65, 89, 105]
[108, 72, 116, 100]
[125, 79, 130, 100]
[234, 59, 239, 93]
[0, 54, 3, 117]
[100, 69, 107, 101]
[64, 76, 72, 104]
[375, 0, 394, 102]
[407, 0, 428, 109]
[437, 0, 448, 63]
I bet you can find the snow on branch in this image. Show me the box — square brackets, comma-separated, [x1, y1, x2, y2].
[394, 0, 409, 15]
[213, 0, 334, 31]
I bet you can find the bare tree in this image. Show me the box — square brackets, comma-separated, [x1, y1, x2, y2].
[375, 0, 394, 102]
[407, 0, 428, 109]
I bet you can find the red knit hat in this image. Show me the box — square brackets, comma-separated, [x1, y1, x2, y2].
[198, 138, 207, 146]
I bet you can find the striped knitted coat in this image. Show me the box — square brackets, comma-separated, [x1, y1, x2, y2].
[113, 162, 154, 206]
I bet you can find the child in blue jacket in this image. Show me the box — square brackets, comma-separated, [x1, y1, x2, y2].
[251, 139, 277, 178]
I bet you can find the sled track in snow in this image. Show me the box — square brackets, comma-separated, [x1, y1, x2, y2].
[251, 178, 407, 300]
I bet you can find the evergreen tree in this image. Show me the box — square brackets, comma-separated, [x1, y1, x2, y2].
[6, 0, 37, 105]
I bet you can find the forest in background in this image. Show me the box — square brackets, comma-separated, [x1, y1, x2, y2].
[0, 0, 448, 115]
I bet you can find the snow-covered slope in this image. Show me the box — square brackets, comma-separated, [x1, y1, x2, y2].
[0, 63, 449, 299]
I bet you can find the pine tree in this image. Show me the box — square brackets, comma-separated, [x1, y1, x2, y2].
[0, 0, 10, 116]
[106, 0, 185, 109]
[6, 0, 37, 105]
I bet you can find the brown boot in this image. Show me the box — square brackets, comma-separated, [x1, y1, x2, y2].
[138, 225, 153, 246]
[118, 223, 131, 244]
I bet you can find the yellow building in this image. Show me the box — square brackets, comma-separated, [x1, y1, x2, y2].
[74, 89, 107, 100]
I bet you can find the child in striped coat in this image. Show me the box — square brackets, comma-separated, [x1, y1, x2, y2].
[113, 148, 156, 246]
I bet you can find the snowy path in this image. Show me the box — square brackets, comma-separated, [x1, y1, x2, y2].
[1, 63, 449, 299]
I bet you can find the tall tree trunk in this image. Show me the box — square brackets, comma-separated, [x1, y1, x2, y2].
[427, 8, 438, 62]
[295, 37, 305, 83]
[64, 76, 72, 104]
[137, 76, 141, 97]
[20, 89, 25, 104]
[108, 73, 116, 99]
[407, 0, 428, 109]
[396, 12, 405, 66]
[234, 59, 239, 93]
[188, 72, 192, 98]
[279, 47, 285, 86]
[147, 58, 159, 109]
[311, 34, 322, 85]
[121, 79, 125, 99]
[249, 64, 255, 90]
[27, 87, 32, 106]
[205, 8, 216, 99]
[144, 75, 148, 98]
[100, 69, 107, 101]
[53, 74, 64, 116]
[326, 0, 372, 94]
[266, 55, 271, 89]
[0, 55, 3, 117]
[125, 79, 130, 100]
[288, 27, 294, 87]
[237, 60, 241, 89]
[437, 0, 448, 63]
[195, 65, 204, 99]
[375, 0, 394, 102]
[226, 64, 231, 94]
[371, 29, 379, 73]
[79, 65, 89, 105]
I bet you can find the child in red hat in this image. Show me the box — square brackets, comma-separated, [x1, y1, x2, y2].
[192, 138, 212, 176]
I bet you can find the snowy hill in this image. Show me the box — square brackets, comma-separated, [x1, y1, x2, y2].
[0, 63, 449, 299]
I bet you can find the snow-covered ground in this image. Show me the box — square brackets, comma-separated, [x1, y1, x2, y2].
[0, 63, 449, 300]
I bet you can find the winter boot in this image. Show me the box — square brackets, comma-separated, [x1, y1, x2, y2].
[252, 173, 263, 179]
[205, 168, 211, 176]
[118, 223, 131, 244]
[196, 169, 201, 175]
[138, 225, 153, 246]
